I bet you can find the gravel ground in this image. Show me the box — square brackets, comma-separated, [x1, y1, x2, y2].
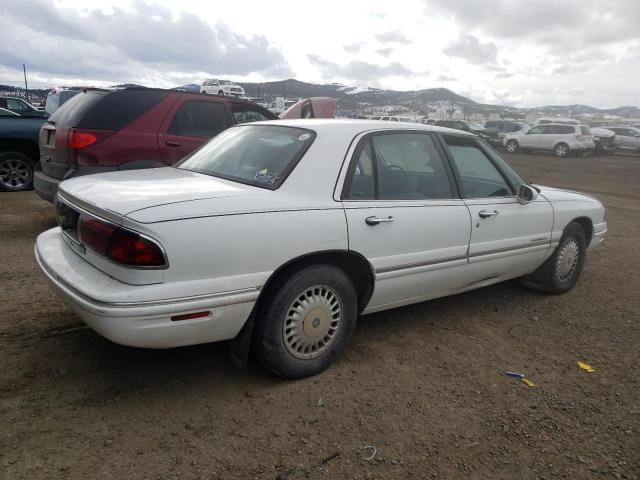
[1, 152, 639, 479]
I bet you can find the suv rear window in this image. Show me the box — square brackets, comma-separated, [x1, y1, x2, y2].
[580, 126, 591, 135]
[177, 125, 316, 190]
[48, 89, 169, 130]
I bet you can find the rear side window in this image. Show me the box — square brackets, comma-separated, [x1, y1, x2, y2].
[231, 103, 273, 124]
[77, 90, 169, 130]
[169, 101, 230, 137]
[344, 133, 454, 200]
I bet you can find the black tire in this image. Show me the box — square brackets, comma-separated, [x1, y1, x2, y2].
[554, 142, 569, 157]
[0, 151, 35, 192]
[506, 140, 519, 153]
[253, 264, 358, 378]
[521, 222, 587, 294]
[218, 90, 224, 96]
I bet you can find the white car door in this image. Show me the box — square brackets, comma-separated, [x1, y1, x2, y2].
[442, 134, 554, 285]
[521, 125, 546, 148]
[341, 131, 472, 312]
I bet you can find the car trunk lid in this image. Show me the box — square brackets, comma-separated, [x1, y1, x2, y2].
[57, 167, 261, 219]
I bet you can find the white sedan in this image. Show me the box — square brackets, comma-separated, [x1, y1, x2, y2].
[35, 120, 607, 378]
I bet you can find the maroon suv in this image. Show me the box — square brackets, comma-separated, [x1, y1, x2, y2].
[34, 88, 277, 202]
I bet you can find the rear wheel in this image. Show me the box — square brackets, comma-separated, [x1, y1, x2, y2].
[0, 152, 35, 192]
[521, 222, 587, 294]
[506, 140, 519, 153]
[554, 143, 569, 157]
[218, 90, 224, 96]
[253, 265, 358, 378]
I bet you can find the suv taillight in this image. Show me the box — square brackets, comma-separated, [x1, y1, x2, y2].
[79, 215, 166, 267]
[575, 133, 584, 141]
[68, 130, 97, 149]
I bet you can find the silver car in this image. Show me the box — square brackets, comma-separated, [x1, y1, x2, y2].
[504, 123, 595, 157]
[601, 126, 640, 154]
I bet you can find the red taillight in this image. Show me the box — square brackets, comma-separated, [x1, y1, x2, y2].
[68, 130, 97, 149]
[79, 215, 116, 255]
[79, 215, 165, 267]
[107, 229, 165, 267]
[171, 311, 210, 321]
[575, 134, 584, 141]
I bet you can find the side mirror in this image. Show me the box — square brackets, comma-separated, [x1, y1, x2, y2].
[517, 184, 538, 205]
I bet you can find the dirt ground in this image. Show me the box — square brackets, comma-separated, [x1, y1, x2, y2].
[1, 152, 639, 479]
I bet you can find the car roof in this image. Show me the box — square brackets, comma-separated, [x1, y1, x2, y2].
[248, 118, 476, 137]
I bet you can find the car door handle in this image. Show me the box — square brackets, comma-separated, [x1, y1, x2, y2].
[165, 140, 182, 147]
[365, 216, 394, 226]
[479, 210, 500, 218]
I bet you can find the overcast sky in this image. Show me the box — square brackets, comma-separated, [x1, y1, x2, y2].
[1, 0, 639, 108]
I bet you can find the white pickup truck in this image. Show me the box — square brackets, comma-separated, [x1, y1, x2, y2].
[200, 79, 245, 97]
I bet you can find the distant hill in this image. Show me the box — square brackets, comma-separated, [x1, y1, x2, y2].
[1, 80, 638, 118]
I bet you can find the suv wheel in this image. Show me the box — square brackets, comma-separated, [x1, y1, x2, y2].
[506, 140, 519, 153]
[0, 152, 35, 192]
[253, 264, 358, 378]
[554, 143, 569, 157]
[218, 90, 224, 96]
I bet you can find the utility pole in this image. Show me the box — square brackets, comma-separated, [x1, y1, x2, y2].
[23, 64, 29, 101]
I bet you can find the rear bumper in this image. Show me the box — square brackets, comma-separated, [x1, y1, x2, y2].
[35, 228, 256, 348]
[34, 164, 60, 203]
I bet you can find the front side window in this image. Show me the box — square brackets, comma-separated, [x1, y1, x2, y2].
[177, 125, 316, 190]
[7, 99, 29, 112]
[168, 101, 229, 138]
[445, 137, 512, 198]
[344, 133, 454, 200]
[231, 104, 272, 124]
[527, 125, 546, 134]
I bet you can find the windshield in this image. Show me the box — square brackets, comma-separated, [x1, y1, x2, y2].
[176, 125, 316, 190]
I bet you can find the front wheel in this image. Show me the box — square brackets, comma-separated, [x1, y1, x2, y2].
[521, 222, 587, 294]
[0, 152, 35, 192]
[253, 265, 358, 378]
[506, 140, 519, 153]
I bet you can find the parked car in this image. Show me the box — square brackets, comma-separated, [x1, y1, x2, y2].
[45, 88, 81, 116]
[200, 79, 246, 97]
[35, 119, 606, 378]
[0, 97, 46, 117]
[280, 97, 338, 119]
[484, 120, 528, 141]
[434, 119, 500, 146]
[0, 115, 46, 191]
[379, 116, 413, 122]
[34, 88, 278, 202]
[504, 123, 595, 157]
[590, 128, 617, 154]
[600, 126, 640, 154]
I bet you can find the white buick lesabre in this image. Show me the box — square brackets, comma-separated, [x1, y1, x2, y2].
[35, 120, 607, 378]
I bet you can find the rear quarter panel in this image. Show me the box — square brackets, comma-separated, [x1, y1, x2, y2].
[124, 207, 349, 296]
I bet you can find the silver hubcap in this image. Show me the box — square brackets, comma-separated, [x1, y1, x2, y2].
[283, 285, 342, 360]
[556, 145, 567, 156]
[555, 237, 580, 282]
[0, 158, 31, 190]
[507, 142, 516, 152]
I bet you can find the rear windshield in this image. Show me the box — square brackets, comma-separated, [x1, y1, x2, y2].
[48, 91, 106, 127]
[47, 89, 169, 130]
[580, 126, 591, 135]
[176, 125, 316, 190]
